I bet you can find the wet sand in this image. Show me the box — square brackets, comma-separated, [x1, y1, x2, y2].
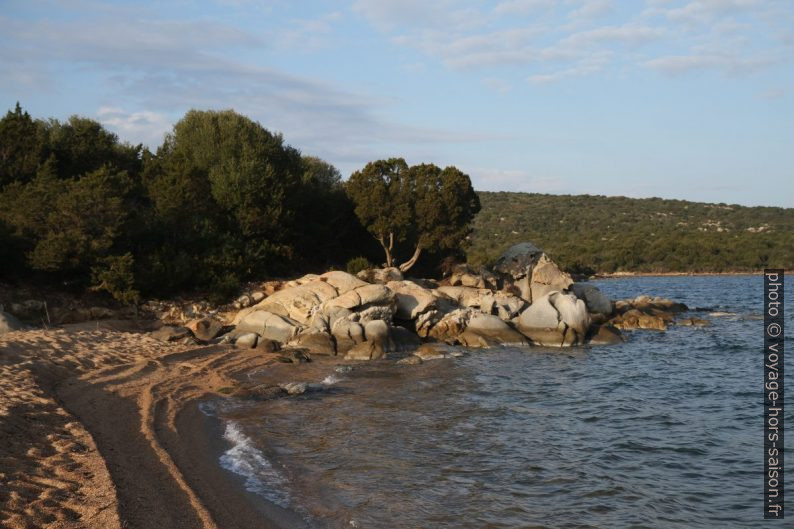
[0, 321, 303, 529]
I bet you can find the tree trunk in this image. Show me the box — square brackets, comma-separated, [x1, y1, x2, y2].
[378, 235, 394, 267]
[398, 245, 422, 272]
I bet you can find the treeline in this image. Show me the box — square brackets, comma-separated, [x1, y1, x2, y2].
[0, 104, 378, 302]
[0, 104, 478, 304]
[468, 192, 794, 273]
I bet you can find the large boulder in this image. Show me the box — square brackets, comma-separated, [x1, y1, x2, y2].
[247, 280, 338, 324]
[516, 291, 591, 346]
[491, 243, 572, 303]
[345, 320, 393, 360]
[571, 284, 613, 318]
[427, 309, 471, 343]
[387, 280, 439, 320]
[318, 270, 368, 293]
[186, 317, 224, 341]
[0, 310, 26, 335]
[459, 313, 529, 348]
[235, 310, 302, 343]
[330, 316, 366, 354]
[357, 267, 403, 284]
[323, 284, 395, 311]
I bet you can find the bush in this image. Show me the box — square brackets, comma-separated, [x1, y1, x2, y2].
[346, 256, 372, 275]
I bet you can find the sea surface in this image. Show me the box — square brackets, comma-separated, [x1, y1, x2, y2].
[206, 275, 792, 528]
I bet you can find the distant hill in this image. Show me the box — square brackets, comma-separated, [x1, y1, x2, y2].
[467, 192, 794, 273]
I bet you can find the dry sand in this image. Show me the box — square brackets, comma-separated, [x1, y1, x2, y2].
[0, 321, 297, 529]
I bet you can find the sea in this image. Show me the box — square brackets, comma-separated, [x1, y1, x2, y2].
[202, 275, 792, 528]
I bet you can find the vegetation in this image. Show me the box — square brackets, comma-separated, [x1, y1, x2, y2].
[468, 192, 794, 273]
[2, 103, 789, 306]
[346, 159, 480, 272]
[0, 105, 369, 302]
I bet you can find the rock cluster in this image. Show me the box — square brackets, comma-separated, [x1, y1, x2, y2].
[201, 242, 700, 359]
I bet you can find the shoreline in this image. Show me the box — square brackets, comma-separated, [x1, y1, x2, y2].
[592, 271, 780, 278]
[0, 322, 305, 529]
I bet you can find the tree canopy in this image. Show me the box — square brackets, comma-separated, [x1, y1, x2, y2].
[346, 158, 480, 272]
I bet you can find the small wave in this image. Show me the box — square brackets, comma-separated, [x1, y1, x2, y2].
[219, 421, 291, 508]
[322, 374, 342, 385]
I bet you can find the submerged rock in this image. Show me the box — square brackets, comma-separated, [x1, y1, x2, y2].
[678, 317, 711, 327]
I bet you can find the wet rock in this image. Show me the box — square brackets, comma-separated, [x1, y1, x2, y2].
[610, 309, 668, 331]
[678, 317, 711, 327]
[585, 324, 626, 345]
[279, 382, 308, 395]
[516, 291, 591, 346]
[396, 355, 423, 365]
[345, 340, 387, 360]
[240, 384, 287, 401]
[414, 344, 450, 361]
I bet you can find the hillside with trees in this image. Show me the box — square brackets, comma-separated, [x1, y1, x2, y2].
[468, 191, 794, 273]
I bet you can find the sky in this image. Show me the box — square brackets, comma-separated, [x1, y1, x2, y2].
[1, 0, 793, 207]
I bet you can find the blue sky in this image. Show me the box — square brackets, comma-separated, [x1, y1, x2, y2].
[1, 0, 792, 206]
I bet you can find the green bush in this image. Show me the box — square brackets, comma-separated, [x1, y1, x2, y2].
[346, 256, 372, 275]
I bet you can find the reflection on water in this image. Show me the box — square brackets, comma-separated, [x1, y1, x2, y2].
[214, 276, 793, 529]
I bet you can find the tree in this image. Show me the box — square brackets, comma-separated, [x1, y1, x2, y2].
[346, 158, 412, 267]
[346, 159, 480, 272]
[0, 103, 46, 188]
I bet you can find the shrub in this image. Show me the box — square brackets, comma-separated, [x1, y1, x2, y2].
[346, 256, 372, 275]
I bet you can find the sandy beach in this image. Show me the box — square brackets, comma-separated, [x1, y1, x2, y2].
[0, 321, 301, 529]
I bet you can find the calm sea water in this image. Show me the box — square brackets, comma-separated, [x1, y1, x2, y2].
[211, 275, 792, 529]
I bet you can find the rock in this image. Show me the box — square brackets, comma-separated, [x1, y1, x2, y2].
[279, 382, 308, 395]
[0, 311, 25, 334]
[528, 254, 574, 303]
[248, 280, 338, 324]
[235, 310, 302, 343]
[459, 313, 529, 347]
[616, 295, 688, 314]
[435, 286, 488, 309]
[585, 324, 625, 345]
[255, 338, 280, 353]
[610, 309, 668, 331]
[449, 264, 488, 289]
[427, 309, 471, 343]
[480, 291, 526, 320]
[251, 291, 266, 303]
[187, 317, 224, 341]
[396, 355, 423, 365]
[235, 332, 259, 348]
[318, 270, 368, 293]
[678, 317, 711, 327]
[516, 291, 591, 346]
[323, 284, 395, 311]
[571, 284, 613, 317]
[415, 309, 444, 338]
[89, 306, 116, 320]
[357, 267, 403, 284]
[150, 325, 192, 342]
[355, 304, 395, 323]
[414, 343, 449, 361]
[245, 384, 287, 401]
[8, 300, 46, 320]
[390, 325, 422, 352]
[364, 319, 390, 343]
[290, 331, 336, 355]
[345, 340, 387, 360]
[492, 242, 544, 278]
[331, 317, 366, 354]
[387, 280, 438, 320]
[277, 349, 312, 364]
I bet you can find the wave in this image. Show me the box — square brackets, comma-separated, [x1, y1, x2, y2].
[219, 421, 291, 508]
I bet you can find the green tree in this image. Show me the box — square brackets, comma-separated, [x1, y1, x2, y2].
[0, 103, 46, 188]
[346, 159, 480, 272]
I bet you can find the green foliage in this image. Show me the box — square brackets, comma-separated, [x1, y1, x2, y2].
[346, 159, 480, 271]
[0, 103, 46, 188]
[468, 192, 794, 272]
[91, 253, 140, 305]
[346, 256, 372, 275]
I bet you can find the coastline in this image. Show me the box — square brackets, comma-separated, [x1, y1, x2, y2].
[0, 322, 305, 529]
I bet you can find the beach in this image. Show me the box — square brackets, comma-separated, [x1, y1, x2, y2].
[0, 321, 302, 529]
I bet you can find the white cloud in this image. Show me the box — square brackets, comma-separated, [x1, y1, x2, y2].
[568, 0, 614, 20]
[96, 107, 172, 147]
